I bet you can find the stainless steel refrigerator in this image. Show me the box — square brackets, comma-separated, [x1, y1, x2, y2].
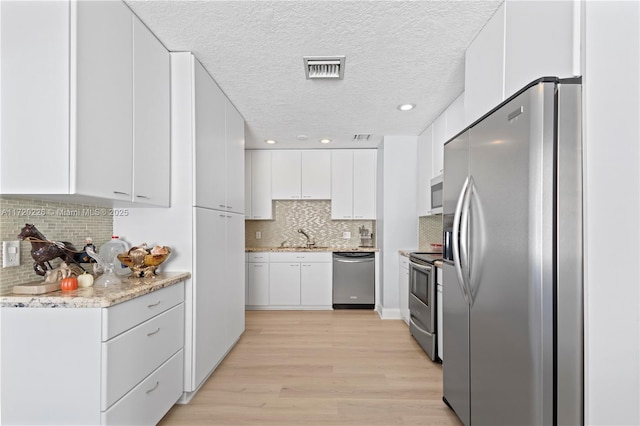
[441, 78, 583, 425]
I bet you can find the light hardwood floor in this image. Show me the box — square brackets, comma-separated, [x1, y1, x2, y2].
[159, 310, 462, 425]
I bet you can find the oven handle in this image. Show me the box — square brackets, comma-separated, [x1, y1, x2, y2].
[409, 261, 432, 273]
[409, 317, 434, 337]
[453, 177, 471, 306]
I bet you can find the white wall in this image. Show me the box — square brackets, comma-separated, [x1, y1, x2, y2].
[377, 136, 418, 318]
[583, 2, 640, 424]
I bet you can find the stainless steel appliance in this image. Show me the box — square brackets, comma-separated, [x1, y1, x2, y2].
[442, 77, 583, 425]
[408, 252, 440, 361]
[332, 252, 375, 309]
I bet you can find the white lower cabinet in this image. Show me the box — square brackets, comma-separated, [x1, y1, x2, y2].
[301, 262, 332, 306]
[247, 253, 270, 305]
[399, 254, 410, 324]
[0, 282, 185, 425]
[246, 252, 332, 309]
[269, 263, 302, 305]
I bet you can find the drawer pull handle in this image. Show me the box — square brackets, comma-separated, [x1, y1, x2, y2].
[146, 381, 160, 394]
[147, 301, 161, 308]
[147, 328, 161, 337]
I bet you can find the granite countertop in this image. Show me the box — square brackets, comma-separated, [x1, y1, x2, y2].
[246, 247, 378, 253]
[434, 260, 443, 268]
[398, 250, 415, 258]
[1, 271, 190, 309]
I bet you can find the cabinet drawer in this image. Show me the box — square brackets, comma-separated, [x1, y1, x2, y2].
[269, 252, 332, 262]
[102, 303, 184, 410]
[102, 282, 184, 341]
[399, 256, 409, 269]
[101, 349, 183, 426]
[248, 252, 269, 262]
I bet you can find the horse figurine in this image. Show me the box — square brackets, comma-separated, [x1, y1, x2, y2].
[18, 224, 80, 276]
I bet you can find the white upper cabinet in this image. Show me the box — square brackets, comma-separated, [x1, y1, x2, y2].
[331, 150, 376, 220]
[271, 151, 302, 199]
[416, 125, 433, 217]
[445, 92, 466, 140]
[225, 101, 246, 213]
[245, 150, 273, 220]
[431, 112, 447, 178]
[193, 59, 226, 210]
[503, 0, 578, 99]
[465, 0, 580, 123]
[75, 0, 133, 201]
[331, 151, 355, 219]
[352, 150, 377, 220]
[271, 150, 331, 200]
[301, 151, 331, 199]
[193, 59, 245, 213]
[132, 16, 170, 207]
[465, 2, 506, 125]
[0, 1, 170, 206]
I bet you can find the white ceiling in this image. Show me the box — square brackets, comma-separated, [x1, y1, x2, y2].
[125, 0, 503, 150]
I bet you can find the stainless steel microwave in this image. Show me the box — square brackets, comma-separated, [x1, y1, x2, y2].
[430, 175, 443, 214]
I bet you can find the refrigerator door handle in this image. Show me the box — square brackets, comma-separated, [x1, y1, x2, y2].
[452, 176, 471, 305]
[460, 177, 474, 305]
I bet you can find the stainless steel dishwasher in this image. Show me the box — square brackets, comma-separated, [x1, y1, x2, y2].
[332, 252, 375, 309]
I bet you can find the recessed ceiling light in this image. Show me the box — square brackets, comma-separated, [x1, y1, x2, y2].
[265, 139, 277, 144]
[398, 103, 416, 111]
[320, 138, 332, 144]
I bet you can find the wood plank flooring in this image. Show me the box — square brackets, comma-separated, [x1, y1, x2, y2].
[159, 310, 462, 425]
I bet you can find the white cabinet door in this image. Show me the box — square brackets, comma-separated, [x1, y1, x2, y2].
[301, 151, 331, 199]
[399, 255, 410, 323]
[75, 0, 133, 201]
[1, 1, 71, 194]
[250, 151, 273, 219]
[504, 0, 577, 99]
[225, 100, 245, 214]
[225, 213, 245, 347]
[244, 154, 252, 217]
[271, 151, 302, 199]
[269, 263, 301, 306]
[193, 208, 227, 387]
[132, 16, 170, 206]
[247, 263, 269, 306]
[331, 150, 354, 219]
[193, 59, 226, 210]
[465, 3, 505, 124]
[300, 262, 332, 306]
[431, 113, 447, 179]
[446, 92, 466, 141]
[416, 125, 433, 216]
[353, 150, 377, 219]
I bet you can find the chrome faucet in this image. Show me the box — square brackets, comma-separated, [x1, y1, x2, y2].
[297, 228, 315, 248]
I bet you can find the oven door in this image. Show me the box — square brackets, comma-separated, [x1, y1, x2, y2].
[409, 261, 436, 359]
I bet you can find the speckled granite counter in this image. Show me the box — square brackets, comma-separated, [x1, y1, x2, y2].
[434, 260, 443, 268]
[398, 250, 415, 257]
[246, 247, 378, 253]
[0, 271, 190, 308]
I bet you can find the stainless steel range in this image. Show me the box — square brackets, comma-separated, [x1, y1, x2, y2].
[408, 252, 441, 361]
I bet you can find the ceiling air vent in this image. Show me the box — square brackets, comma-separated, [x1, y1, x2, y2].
[353, 134, 372, 141]
[303, 56, 345, 80]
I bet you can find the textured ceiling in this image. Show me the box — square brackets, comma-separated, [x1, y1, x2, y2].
[125, 0, 503, 149]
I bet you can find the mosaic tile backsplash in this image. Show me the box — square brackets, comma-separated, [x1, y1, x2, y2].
[0, 197, 113, 292]
[245, 200, 375, 249]
[418, 215, 443, 251]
